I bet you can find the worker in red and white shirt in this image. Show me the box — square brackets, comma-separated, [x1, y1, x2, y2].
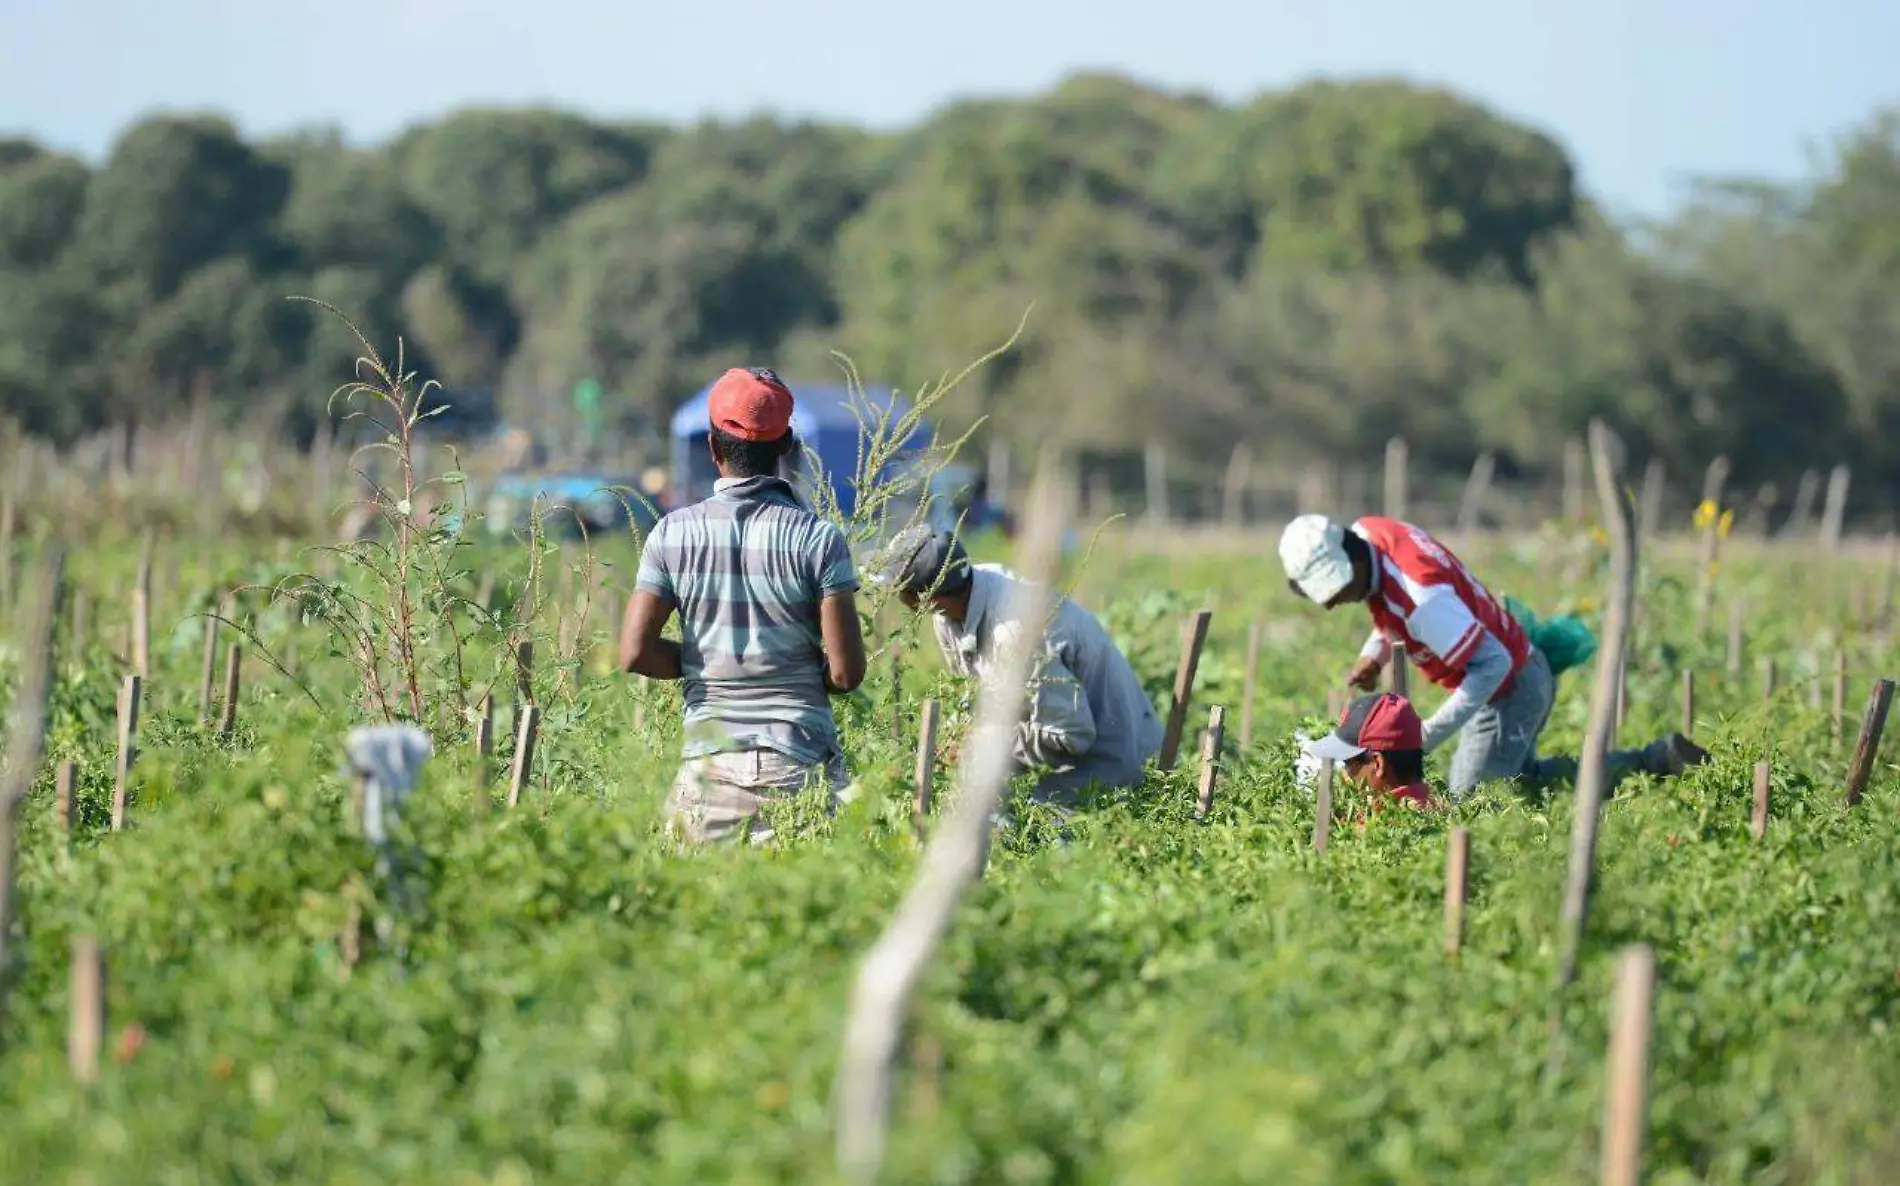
[1280, 514, 1708, 798]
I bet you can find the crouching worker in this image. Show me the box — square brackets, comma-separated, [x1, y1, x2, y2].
[1279, 513, 1709, 800]
[1305, 692, 1438, 812]
[873, 526, 1163, 811]
[619, 366, 866, 844]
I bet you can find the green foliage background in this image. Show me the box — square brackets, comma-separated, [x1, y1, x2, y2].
[5, 74, 1900, 507]
[1, 525, 1898, 1183]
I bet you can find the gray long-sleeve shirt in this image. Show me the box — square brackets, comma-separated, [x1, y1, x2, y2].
[931, 564, 1163, 788]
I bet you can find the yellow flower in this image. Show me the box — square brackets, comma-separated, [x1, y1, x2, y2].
[1717, 509, 1735, 540]
[1692, 500, 1719, 531]
[1590, 525, 1609, 546]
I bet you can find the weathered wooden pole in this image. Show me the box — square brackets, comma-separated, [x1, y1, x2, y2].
[1384, 437, 1409, 521]
[1444, 826, 1469, 956]
[1599, 944, 1656, 1186]
[1844, 678, 1895, 808]
[1820, 464, 1851, 552]
[1313, 759, 1335, 853]
[1240, 620, 1262, 748]
[1457, 452, 1495, 534]
[507, 704, 542, 809]
[68, 936, 106, 1086]
[1194, 706, 1226, 821]
[1549, 421, 1638, 1071]
[1752, 761, 1770, 840]
[111, 675, 142, 831]
[218, 643, 242, 737]
[1157, 610, 1213, 771]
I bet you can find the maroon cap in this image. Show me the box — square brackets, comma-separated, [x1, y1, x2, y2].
[1309, 692, 1423, 761]
[708, 367, 794, 442]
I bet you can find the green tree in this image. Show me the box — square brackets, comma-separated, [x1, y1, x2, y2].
[390, 109, 663, 286]
[0, 152, 89, 269]
[72, 115, 290, 298]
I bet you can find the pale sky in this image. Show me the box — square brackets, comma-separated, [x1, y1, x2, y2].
[1, 0, 1895, 219]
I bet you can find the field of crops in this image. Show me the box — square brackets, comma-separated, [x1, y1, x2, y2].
[2, 501, 1899, 1184]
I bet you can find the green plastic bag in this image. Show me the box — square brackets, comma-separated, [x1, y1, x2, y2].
[1504, 595, 1598, 678]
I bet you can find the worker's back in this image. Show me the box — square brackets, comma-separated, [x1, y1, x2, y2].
[637, 474, 856, 765]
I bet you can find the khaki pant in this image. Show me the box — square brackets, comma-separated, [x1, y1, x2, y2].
[667, 749, 849, 845]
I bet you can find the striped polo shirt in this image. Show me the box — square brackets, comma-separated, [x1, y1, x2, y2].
[635, 475, 858, 765]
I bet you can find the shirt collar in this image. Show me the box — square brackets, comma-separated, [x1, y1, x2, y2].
[945, 566, 997, 656]
[713, 475, 796, 500]
[1352, 524, 1383, 598]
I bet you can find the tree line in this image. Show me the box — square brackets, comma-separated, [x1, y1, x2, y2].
[2, 73, 1897, 516]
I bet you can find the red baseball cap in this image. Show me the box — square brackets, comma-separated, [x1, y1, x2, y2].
[1308, 692, 1423, 761]
[707, 367, 794, 442]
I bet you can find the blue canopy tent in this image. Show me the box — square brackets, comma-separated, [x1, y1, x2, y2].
[668, 381, 932, 517]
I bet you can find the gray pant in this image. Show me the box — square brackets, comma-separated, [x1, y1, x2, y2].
[1447, 648, 1667, 798]
[667, 749, 849, 845]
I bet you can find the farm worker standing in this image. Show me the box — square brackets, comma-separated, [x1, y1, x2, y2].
[619, 367, 867, 844]
[1305, 692, 1438, 811]
[872, 525, 1163, 809]
[1278, 513, 1709, 799]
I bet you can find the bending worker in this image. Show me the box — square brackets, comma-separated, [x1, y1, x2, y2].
[875, 525, 1162, 807]
[1279, 513, 1708, 798]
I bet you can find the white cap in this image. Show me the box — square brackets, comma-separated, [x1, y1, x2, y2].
[1280, 514, 1354, 604]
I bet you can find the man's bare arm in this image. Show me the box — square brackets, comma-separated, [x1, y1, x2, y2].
[619, 589, 683, 680]
[819, 589, 866, 694]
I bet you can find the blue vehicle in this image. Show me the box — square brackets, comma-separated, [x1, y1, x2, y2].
[667, 380, 933, 518]
[476, 472, 661, 540]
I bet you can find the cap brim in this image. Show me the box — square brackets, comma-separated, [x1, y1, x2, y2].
[1306, 732, 1366, 763]
[1295, 568, 1351, 605]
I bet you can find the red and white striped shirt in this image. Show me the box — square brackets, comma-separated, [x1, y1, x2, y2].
[1353, 517, 1530, 697]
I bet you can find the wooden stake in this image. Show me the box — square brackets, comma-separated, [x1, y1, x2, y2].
[111, 675, 141, 831]
[217, 643, 242, 737]
[1313, 759, 1334, 853]
[1194, 706, 1225, 821]
[56, 761, 75, 833]
[1637, 458, 1665, 544]
[515, 639, 534, 703]
[130, 587, 150, 680]
[1761, 657, 1777, 704]
[507, 704, 541, 808]
[68, 935, 106, 1086]
[1844, 677, 1895, 808]
[198, 607, 219, 722]
[1157, 610, 1213, 771]
[475, 695, 495, 791]
[1240, 620, 1262, 748]
[834, 456, 1072, 1184]
[1820, 464, 1850, 552]
[913, 699, 940, 839]
[1457, 452, 1495, 534]
[1550, 422, 1639, 1067]
[1444, 826, 1469, 956]
[1600, 944, 1656, 1186]
[1384, 437, 1409, 521]
[1390, 649, 1411, 699]
[1726, 600, 1744, 679]
[1751, 761, 1770, 839]
[1144, 441, 1169, 527]
[132, 529, 154, 680]
[1679, 670, 1695, 738]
